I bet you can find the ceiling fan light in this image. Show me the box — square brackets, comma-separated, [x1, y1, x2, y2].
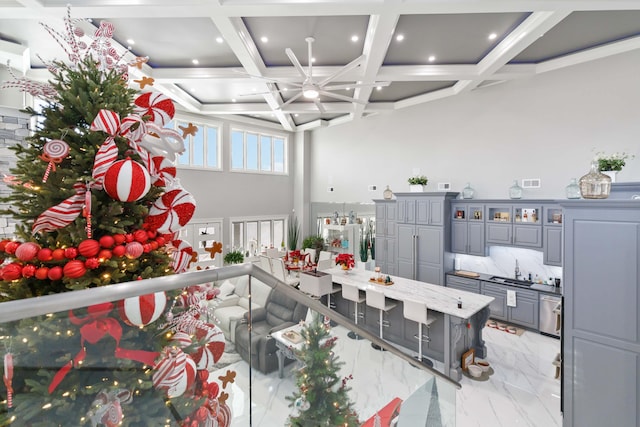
[303, 88, 319, 99]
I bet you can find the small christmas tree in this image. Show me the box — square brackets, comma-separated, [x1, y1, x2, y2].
[287, 317, 359, 426]
[0, 8, 233, 426]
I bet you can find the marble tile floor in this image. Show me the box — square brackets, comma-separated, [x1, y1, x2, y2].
[213, 325, 561, 426]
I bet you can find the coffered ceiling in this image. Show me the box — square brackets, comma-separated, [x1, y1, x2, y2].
[1, 1, 640, 132]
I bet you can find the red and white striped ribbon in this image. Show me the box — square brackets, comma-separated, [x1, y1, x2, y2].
[32, 182, 96, 235]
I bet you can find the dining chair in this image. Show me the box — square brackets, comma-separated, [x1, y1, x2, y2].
[271, 258, 300, 287]
[266, 247, 282, 259]
[258, 255, 273, 274]
[318, 250, 333, 261]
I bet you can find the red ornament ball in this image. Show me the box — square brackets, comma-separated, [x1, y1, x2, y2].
[63, 260, 86, 279]
[118, 291, 167, 326]
[85, 258, 100, 269]
[125, 242, 144, 259]
[78, 239, 100, 258]
[143, 243, 151, 253]
[99, 235, 115, 248]
[52, 248, 65, 261]
[150, 241, 159, 250]
[113, 234, 126, 245]
[125, 233, 134, 243]
[98, 249, 112, 260]
[103, 158, 151, 202]
[112, 245, 126, 257]
[15, 242, 41, 262]
[155, 236, 166, 247]
[134, 230, 148, 243]
[4, 241, 19, 255]
[37, 248, 53, 262]
[35, 267, 49, 280]
[21, 265, 36, 278]
[48, 266, 63, 280]
[2, 263, 23, 280]
[0, 240, 10, 252]
[147, 230, 157, 239]
[64, 247, 78, 259]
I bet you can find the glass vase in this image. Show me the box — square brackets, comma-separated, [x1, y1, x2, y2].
[579, 161, 611, 199]
[462, 182, 475, 199]
[565, 178, 581, 199]
[509, 180, 522, 199]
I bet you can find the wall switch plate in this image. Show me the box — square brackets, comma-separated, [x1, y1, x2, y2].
[522, 178, 541, 188]
[437, 182, 451, 191]
[368, 185, 377, 191]
[327, 186, 334, 192]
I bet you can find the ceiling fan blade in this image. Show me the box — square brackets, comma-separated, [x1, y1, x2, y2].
[322, 81, 391, 91]
[318, 90, 367, 104]
[238, 87, 301, 97]
[306, 37, 314, 81]
[318, 54, 365, 87]
[313, 98, 326, 114]
[277, 92, 304, 110]
[285, 48, 308, 80]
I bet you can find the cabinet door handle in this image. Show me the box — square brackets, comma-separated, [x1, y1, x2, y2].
[413, 234, 418, 280]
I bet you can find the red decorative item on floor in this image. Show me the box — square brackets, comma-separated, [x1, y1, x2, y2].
[146, 187, 196, 234]
[118, 292, 167, 327]
[103, 158, 151, 202]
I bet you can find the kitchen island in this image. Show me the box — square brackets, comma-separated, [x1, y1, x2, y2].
[326, 267, 494, 381]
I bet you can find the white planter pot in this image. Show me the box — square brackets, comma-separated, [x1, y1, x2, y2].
[602, 170, 617, 183]
[409, 184, 425, 192]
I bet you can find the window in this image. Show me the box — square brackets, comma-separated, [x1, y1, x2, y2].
[230, 129, 287, 174]
[231, 217, 286, 256]
[176, 121, 220, 169]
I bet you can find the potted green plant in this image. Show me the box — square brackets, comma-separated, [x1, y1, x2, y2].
[408, 175, 428, 192]
[223, 250, 244, 265]
[287, 215, 300, 251]
[302, 235, 325, 263]
[595, 151, 634, 183]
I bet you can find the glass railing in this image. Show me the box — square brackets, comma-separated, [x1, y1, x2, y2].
[0, 264, 457, 426]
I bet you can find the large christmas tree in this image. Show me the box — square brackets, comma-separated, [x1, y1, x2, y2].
[287, 317, 360, 426]
[0, 9, 233, 426]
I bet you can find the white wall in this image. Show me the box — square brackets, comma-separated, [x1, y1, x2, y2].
[309, 50, 640, 202]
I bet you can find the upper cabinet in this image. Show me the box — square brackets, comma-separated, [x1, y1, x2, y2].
[397, 193, 447, 225]
[485, 202, 543, 248]
[451, 203, 487, 256]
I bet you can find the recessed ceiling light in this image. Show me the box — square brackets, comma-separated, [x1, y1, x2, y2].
[261, 36, 268, 43]
[428, 55, 436, 62]
[216, 37, 224, 44]
[126, 39, 135, 45]
[295, 114, 299, 117]
[192, 59, 199, 65]
[376, 86, 382, 91]
[351, 35, 359, 42]
[488, 33, 497, 40]
[311, 57, 316, 63]
[190, 88, 195, 92]
[232, 98, 236, 102]
[345, 87, 350, 91]
[283, 87, 288, 92]
[396, 34, 404, 42]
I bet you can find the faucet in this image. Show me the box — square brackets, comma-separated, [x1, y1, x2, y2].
[515, 259, 521, 280]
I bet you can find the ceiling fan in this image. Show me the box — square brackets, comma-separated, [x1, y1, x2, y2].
[243, 37, 389, 113]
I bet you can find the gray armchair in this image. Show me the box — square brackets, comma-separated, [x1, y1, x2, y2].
[234, 288, 308, 374]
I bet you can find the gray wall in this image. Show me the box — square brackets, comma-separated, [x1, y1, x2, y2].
[308, 50, 640, 202]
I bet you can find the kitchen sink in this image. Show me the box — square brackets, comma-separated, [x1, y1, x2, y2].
[489, 276, 534, 287]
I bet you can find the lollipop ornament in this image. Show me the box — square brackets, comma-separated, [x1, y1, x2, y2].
[40, 139, 70, 182]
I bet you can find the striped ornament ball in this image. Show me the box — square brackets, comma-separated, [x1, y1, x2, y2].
[103, 158, 151, 202]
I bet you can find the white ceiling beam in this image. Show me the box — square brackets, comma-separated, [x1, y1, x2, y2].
[456, 10, 571, 94]
[0, 40, 30, 75]
[352, 13, 400, 119]
[394, 86, 459, 110]
[537, 35, 640, 73]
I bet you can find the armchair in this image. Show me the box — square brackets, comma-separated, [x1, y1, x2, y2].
[234, 288, 308, 374]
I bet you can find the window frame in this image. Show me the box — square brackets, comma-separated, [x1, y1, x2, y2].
[230, 127, 288, 175]
[174, 119, 222, 171]
[230, 215, 287, 256]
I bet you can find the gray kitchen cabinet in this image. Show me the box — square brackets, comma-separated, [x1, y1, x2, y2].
[480, 281, 507, 321]
[445, 274, 480, 293]
[513, 224, 542, 248]
[451, 203, 486, 256]
[374, 200, 397, 275]
[485, 203, 542, 248]
[543, 226, 562, 266]
[486, 222, 512, 245]
[560, 200, 640, 427]
[481, 281, 538, 328]
[395, 192, 457, 285]
[543, 205, 563, 266]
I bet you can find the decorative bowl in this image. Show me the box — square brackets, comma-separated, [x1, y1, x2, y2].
[468, 364, 483, 378]
[476, 360, 490, 372]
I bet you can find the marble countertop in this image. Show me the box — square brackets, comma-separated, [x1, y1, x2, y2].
[326, 267, 494, 319]
[446, 271, 563, 296]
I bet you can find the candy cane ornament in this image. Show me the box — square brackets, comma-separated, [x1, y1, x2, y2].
[40, 140, 70, 182]
[3, 353, 13, 409]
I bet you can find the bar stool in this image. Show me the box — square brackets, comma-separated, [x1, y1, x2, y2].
[341, 282, 366, 340]
[403, 299, 437, 367]
[365, 287, 398, 351]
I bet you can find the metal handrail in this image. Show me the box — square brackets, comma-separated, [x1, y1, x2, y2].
[0, 264, 461, 389]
